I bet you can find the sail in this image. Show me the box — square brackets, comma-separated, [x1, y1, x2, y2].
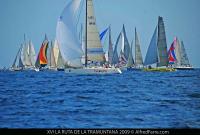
[20, 34, 31, 67]
[122, 25, 130, 60]
[135, 28, 143, 66]
[53, 39, 60, 66]
[12, 45, 22, 68]
[23, 42, 32, 67]
[126, 40, 134, 67]
[144, 27, 158, 66]
[57, 51, 65, 68]
[157, 16, 168, 67]
[180, 41, 190, 66]
[87, 0, 105, 63]
[175, 38, 182, 66]
[50, 41, 56, 68]
[119, 50, 127, 66]
[35, 36, 49, 68]
[19, 44, 24, 68]
[56, 0, 83, 68]
[99, 27, 108, 41]
[112, 33, 121, 65]
[168, 38, 177, 64]
[108, 26, 113, 64]
[28, 41, 36, 66]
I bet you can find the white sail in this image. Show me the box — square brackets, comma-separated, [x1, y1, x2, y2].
[28, 41, 36, 66]
[57, 51, 65, 68]
[56, 0, 83, 68]
[50, 41, 56, 68]
[144, 27, 158, 66]
[87, 0, 105, 63]
[53, 39, 60, 66]
[175, 38, 182, 67]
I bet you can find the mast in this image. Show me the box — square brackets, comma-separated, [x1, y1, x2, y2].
[85, 0, 88, 67]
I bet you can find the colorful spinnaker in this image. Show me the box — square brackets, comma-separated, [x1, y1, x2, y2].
[35, 35, 49, 68]
[168, 37, 177, 64]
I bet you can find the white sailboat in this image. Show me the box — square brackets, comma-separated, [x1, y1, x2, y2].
[10, 35, 36, 71]
[174, 38, 193, 70]
[144, 16, 175, 72]
[56, 0, 121, 74]
[10, 44, 24, 71]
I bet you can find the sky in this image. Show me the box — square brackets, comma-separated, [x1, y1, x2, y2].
[0, 0, 200, 68]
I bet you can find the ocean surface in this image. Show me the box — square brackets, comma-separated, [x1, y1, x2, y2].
[0, 69, 200, 128]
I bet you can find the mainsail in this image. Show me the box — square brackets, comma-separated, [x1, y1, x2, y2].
[49, 41, 56, 68]
[35, 35, 49, 68]
[53, 39, 60, 66]
[86, 0, 105, 63]
[56, 0, 83, 68]
[157, 16, 168, 67]
[28, 40, 36, 67]
[135, 28, 143, 66]
[144, 16, 168, 67]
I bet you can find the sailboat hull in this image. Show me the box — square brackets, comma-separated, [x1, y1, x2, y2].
[9, 67, 23, 72]
[65, 67, 122, 74]
[127, 67, 142, 71]
[175, 66, 194, 70]
[57, 68, 65, 71]
[143, 67, 176, 72]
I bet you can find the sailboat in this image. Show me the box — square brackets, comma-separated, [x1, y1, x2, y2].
[168, 37, 177, 65]
[35, 35, 49, 71]
[112, 24, 130, 71]
[144, 16, 175, 72]
[10, 35, 36, 71]
[56, 0, 121, 74]
[10, 44, 24, 71]
[127, 28, 144, 71]
[170, 37, 193, 70]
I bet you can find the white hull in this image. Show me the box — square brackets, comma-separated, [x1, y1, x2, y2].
[65, 67, 122, 74]
[175, 66, 194, 70]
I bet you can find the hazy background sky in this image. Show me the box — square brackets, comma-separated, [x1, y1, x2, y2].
[0, 0, 200, 68]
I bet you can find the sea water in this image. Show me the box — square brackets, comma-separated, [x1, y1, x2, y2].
[0, 69, 200, 128]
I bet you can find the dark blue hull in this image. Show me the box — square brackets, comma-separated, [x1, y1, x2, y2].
[127, 67, 142, 71]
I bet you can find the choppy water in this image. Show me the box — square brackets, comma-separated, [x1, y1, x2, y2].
[0, 69, 200, 128]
